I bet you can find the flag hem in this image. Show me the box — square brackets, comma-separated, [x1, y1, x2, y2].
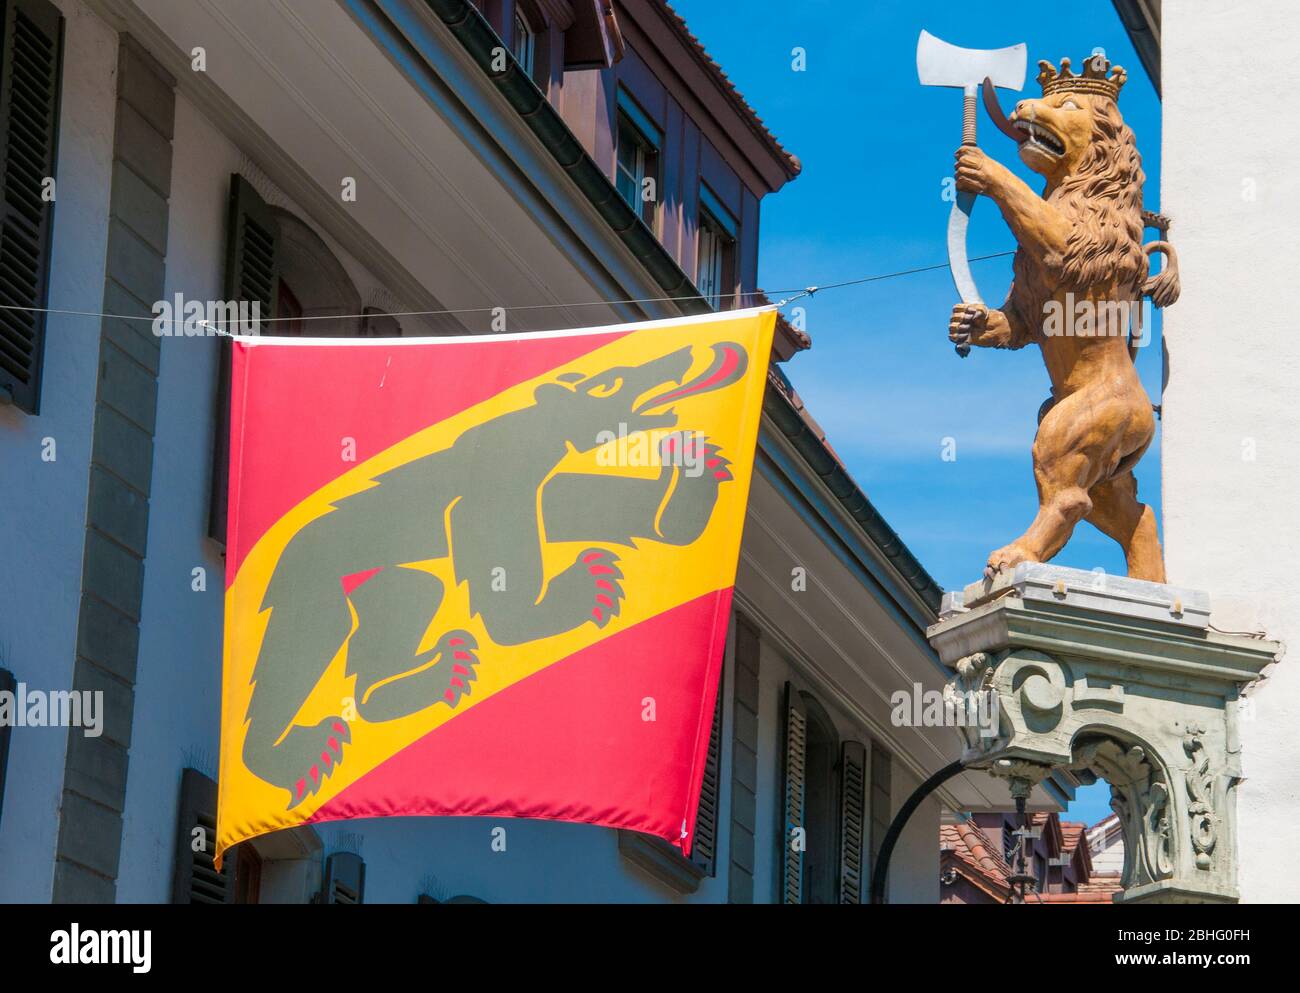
[230, 304, 780, 348]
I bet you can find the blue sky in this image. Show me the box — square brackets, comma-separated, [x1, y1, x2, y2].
[671, 0, 1164, 826]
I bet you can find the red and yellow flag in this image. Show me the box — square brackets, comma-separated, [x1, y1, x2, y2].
[216, 308, 776, 866]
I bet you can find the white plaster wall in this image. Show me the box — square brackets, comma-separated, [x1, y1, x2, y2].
[0, 0, 117, 903]
[1161, 0, 1300, 903]
[889, 765, 939, 905]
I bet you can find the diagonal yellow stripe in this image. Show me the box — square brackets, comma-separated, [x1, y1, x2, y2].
[217, 311, 775, 860]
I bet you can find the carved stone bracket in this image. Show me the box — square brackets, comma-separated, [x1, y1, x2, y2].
[930, 564, 1280, 904]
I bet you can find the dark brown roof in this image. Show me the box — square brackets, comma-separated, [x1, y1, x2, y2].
[653, 1, 801, 178]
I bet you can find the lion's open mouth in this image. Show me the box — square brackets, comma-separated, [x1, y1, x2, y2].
[1015, 120, 1065, 157]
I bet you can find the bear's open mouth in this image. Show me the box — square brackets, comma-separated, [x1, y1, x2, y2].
[1016, 120, 1065, 157]
[635, 342, 748, 413]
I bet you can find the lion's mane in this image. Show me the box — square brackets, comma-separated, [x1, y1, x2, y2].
[1050, 99, 1147, 294]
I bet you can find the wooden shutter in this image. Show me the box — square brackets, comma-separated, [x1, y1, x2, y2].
[321, 851, 366, 904]
[689, 669, 724, 875]
[0, 0, 63, 415]
[208, 174, 280, 542]
[0, 667, 14, 830]
[172, 767, 235, 903]
[838, 740, 867, 904]
[780, 681, 807, 904]
[868, 742, 892, 903]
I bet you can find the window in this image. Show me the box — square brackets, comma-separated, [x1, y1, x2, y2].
[235, 845, 263, 904]
[320, 851, 367, 904]
[696, 185, 737, 310]
[172, 768, 235, 903]
[275, 281, 304, 337]
[800, 697, 839, 904]
[0, 0, 64, 414]
[615, 91, 661, 231]
[511, 8, 535, 79]
[1002, 821, 1017, 865]
[211, 174, 409, 543]
[783, 680, 874, 904]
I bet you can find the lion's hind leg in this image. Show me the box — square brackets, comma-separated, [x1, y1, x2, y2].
[1086, 471, 1166, 582]
[986, 391, 1113, 576]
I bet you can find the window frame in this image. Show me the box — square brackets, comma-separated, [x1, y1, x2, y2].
[511, 6, 536, 80]
[696, 184, 738, 310]
[614, 89, 662, 232]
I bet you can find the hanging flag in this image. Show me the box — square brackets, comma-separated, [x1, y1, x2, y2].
[215, 307, 776, 867]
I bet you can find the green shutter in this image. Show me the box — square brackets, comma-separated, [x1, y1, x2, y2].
[689, 669, 724, 875]
[780, 681, 807, 904]
[321, 852, 366, 904]
[208, 174, 280, 542]
[869, 742, 892, 903]
[171, 767, 235, 904]
[838, 740, 867, 903]
[0, 0, 63, 414]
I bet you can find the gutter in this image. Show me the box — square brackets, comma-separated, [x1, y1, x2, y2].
[1111, 0, 1162, 98]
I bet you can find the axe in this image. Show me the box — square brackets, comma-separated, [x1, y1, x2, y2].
[916, 30, 1027, 356]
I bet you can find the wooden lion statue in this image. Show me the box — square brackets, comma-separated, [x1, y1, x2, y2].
[948, 52, 1179, 583]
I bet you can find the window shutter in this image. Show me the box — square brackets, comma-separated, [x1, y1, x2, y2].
[321, 851, 366, 904]
[869, 742, 892, 903]
[780, 681, 807, 904]
[689, 670, 724, 875]
[838, 740, 867, 904]
[223, 174, 280, 321]
[172, 767, 235, 904]
[0, 0, 64, 415]
[0, 667, 14, 830]
[209, 174, 280, 542]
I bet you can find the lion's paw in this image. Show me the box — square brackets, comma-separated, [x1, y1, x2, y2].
[984, 542, 1039, 581]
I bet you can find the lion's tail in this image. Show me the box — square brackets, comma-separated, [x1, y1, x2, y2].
[1142, 240, 1180, 309]
[1140, 209, 1180, 310]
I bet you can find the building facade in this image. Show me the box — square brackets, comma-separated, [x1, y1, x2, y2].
[0, 0, 1047, 904]
[1115, 0, 1300, 904]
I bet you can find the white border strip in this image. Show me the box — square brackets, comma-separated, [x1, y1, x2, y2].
[231, 304, 779, 347]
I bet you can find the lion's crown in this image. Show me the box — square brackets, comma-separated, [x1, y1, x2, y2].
[1037, 53, 1127, 102]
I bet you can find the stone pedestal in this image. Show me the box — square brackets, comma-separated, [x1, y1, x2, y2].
[929, 564, 1279, 904]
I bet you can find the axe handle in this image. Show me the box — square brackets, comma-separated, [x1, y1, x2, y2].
[962, 84, 978, 146]
[956, 84, 978, 357]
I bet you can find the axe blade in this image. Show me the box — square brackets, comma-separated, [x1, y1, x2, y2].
[916, 29, 1027, 90]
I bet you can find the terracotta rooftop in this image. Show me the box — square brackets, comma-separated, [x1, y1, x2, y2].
[654, 1, 801, 178]
[1035, 874, 1123, 903]
[940, 822, 1012, 901]
[941, 814, 1116, 904]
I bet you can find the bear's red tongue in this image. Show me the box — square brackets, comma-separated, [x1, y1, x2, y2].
[635, 342, 748, 413]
